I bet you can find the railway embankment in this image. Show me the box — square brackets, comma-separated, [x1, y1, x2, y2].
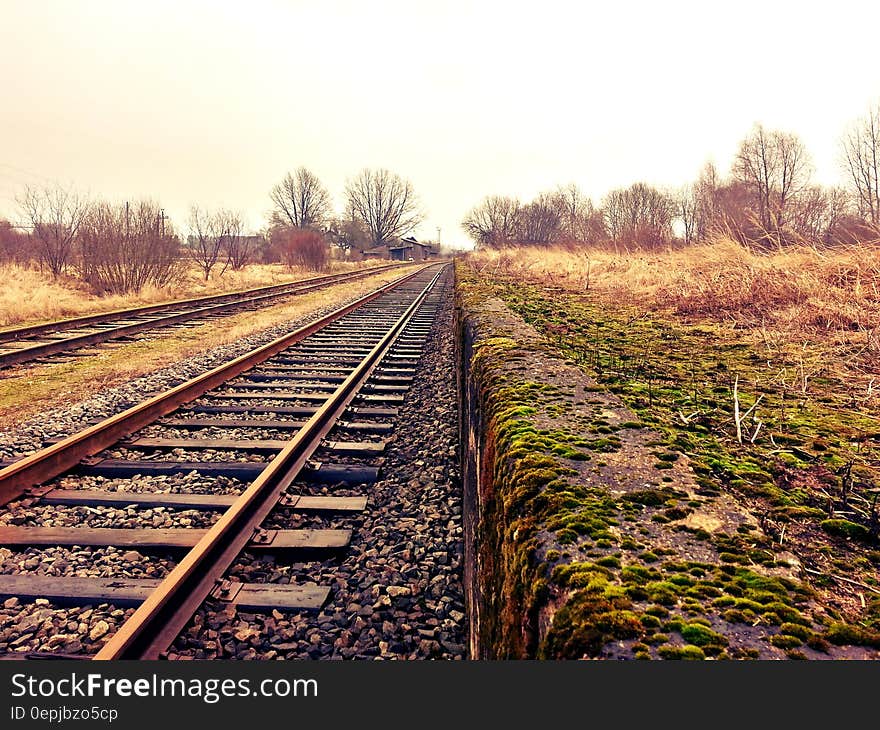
[456, 261, 880, 659]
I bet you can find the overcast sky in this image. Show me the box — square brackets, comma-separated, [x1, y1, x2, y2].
[1, 0, 879, 249]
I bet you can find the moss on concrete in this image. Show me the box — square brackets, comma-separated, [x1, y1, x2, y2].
[457, 258, 880, 660]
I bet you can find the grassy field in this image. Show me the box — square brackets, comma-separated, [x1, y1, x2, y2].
[0, 260, 389, 329]
[462, 240, 880, 657]
[0, 265, 413, 427]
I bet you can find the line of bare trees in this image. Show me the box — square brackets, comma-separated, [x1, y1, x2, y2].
[463, 104, 880, 251]
[1, 162, 425, 287]
[267, 166, 424, 270]
[3, 186, 261, 292]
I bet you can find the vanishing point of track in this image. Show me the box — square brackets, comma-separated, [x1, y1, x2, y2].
[0, 262, 448, 659]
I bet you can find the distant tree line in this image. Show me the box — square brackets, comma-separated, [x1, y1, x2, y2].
[462, 104, 880, 251]
[0, 166, 424, 293]
[267, 167, 423, 270]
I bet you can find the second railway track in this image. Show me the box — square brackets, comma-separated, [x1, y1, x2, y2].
[0, 262, 454, 659]
[0, 263, 406, 370]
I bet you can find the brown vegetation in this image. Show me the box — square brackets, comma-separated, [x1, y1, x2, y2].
[278, 229, 329, 271]
[0, 266, 410, 424]
[0, 259, 388, 329]
[468, 240, 880, 377]
[79, 200, 183, 293]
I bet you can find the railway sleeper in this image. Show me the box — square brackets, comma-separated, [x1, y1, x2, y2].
[156, 418, 393, 434]
[36, 489, 367, 513]
[0, 526, 351, 552]
[0, 575, 330, 612]
[72, 459, 380, 484]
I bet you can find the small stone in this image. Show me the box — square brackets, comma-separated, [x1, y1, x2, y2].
[3, 597, 19, 609]
[121, 551, 140, 562]
[89, 621, 110, 641]
[234, 626, 257, 643]
[387, 586, 411, 598]
[35, 598, 50, 606]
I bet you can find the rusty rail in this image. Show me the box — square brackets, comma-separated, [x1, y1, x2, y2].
[0, 265, 433, 506]
[0, 264, 410, 368]
[93, 265, 444, 659]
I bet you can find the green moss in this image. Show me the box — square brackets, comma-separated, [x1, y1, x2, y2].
[658, 644, 706, 660]
[825, 623, 880, 648]
[457, 261, 878, 660]
[595, 556, 621, 569]
[778, 623, 812, 640]
[820, 519, 871, 542]
[679, 622, 728, 648]
[540, 591, 644, 659]
[769, 634, 803, 649]
[645, 604, 669, 618]
[622, 488, 676, 507]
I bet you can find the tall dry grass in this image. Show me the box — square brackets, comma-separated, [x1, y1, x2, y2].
[468, 238, 880, 375]
[0, 259, 388, 328]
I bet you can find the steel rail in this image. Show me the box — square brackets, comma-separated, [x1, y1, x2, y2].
[94, 265, 445, 659]
[0, 263, 404, 344]
[0, 264, 435, 507]
[0, 264, 410, 369]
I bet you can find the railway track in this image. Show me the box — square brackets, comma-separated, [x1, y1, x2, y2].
[0, 263, 405, 369]
[0, 262, 450, 659]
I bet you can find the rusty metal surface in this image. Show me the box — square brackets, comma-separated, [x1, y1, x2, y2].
[0, 264, 408, 367]
[93, 266, 444, 659]
[0, 266, 431, 506]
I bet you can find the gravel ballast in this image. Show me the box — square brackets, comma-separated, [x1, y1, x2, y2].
[169, 272, 466, 660]
[0, 267, 466, 659]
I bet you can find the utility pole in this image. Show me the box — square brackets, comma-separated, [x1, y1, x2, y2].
[156, 208, 167, 237]
[437, 227, 441, 246]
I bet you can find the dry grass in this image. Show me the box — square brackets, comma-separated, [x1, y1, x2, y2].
[0, 259, 390, 329]
[0, 266, 413, 426]
[468, 239, 880, 376]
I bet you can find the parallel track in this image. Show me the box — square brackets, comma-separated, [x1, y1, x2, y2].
[0, 263, 448, 659]
[0, 263, 405, 369]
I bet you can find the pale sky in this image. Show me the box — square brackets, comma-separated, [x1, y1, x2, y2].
[1, 0, 879, 249]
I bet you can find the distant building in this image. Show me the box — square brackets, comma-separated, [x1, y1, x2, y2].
[360, 244, 390, 259]
[388, 236, 439, 261]
[354, 236, 440, 262]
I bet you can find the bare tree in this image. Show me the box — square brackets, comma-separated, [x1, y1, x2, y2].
[461, 195, 522, 248]
[270, 167, 331, 230]
[326, 215, 370, 257]
[345, 169, 423, 246]
[676, 185, 700, 245]
[601, 182, 675, 250]
[0, 220, 31, 263]
[187, 206, 233, 280]
[692, 162, 725, 240]
[732, 124, 812, 244]
[515, 194, 563, 245]
[219, 211, 252, 270]
[78, 200, 183, 294]
[17, 183, 89, 276]
[789, 185, 852, 244]
[549, 184, 597, 243]
[841, 104, 880, 226]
